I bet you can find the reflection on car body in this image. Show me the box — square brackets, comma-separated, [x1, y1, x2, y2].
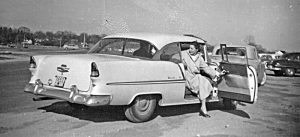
[24, 33, 259, 123]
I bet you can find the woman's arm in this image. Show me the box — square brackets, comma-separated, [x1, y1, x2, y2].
[198, 56, 217, 79]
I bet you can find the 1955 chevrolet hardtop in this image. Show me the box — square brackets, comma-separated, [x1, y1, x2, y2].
[24, 33, 258, 122]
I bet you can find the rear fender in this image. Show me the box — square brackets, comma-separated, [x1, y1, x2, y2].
[128, 93, 163, 105]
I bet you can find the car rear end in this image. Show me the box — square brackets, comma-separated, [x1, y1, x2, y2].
[24, 54, 112, 106]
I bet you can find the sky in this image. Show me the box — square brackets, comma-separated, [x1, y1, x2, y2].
[0, 0, 299, 52]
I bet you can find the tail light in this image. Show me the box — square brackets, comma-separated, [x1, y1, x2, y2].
[90, 62, 99, 77]
[29, 56, 36, 68]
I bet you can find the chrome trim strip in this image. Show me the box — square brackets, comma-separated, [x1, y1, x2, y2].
[107, 79, 185, 85]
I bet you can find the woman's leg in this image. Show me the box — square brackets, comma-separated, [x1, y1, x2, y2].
[200, 99, 207, 114]
[199, 98, 211, 118]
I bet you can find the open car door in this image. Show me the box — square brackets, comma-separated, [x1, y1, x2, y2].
[217, 44, 258, 103]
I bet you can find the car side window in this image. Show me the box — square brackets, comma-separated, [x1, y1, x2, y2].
[99, 39, 125, 55]
[123, 41, 140, 56]
[159, 43, 181, 63]
[132, 41, 156, 58]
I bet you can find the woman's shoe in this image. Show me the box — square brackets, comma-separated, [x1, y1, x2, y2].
[199, 111, 211, 118]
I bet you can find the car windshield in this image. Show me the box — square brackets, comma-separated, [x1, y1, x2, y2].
[88, 38, 157, 59]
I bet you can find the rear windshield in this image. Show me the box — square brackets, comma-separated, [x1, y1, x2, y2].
[216, 47, 246, 56]
[215, 47, 257, 59]
[88, 38, 157, 59]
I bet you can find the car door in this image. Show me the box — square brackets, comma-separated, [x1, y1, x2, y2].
[295, 54, 300, 72]
[291, 54, 300, 70]
[217, 44, 258, 103]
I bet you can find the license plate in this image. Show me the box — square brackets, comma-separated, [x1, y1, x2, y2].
[54, 76, 67, 88]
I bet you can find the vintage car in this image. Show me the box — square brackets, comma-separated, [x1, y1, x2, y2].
[24, 33, 258, 123]
[210, 44, 266, 86]
[63, 43, 80, 50]
[259, 54, 273, 68]
[267, 52, 300, 76]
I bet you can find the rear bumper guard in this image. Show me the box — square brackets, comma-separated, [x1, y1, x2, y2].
[24, 79, 112, 106]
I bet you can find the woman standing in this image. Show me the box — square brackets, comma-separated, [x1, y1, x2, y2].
[181, 43, 222, 118]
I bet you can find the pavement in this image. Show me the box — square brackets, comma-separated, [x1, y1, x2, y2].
[0, 46, 88, 64]
[0, 51, 29, 63]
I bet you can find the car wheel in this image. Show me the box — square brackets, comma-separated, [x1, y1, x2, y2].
[259, 72, 267, 86]
[223, 98, 237, 110]
[285, 68, 295, 77]
[125, 95, 157, 123]
[274, 70, 283, 76]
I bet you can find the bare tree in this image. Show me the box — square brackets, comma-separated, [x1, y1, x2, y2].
[244, 35, 267, 53]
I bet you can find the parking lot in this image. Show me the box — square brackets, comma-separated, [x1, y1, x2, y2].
[0, 48, 299, 137]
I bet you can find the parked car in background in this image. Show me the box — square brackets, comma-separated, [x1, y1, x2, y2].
[8, 43, 16, 48]
[211, 44, 266, 86]
[260, 54, 273, 68]
[267, 52, 300, 76]
[24, 33, 259, 123]
[63, 43, 79, 50]
[22, 43, 29, 48]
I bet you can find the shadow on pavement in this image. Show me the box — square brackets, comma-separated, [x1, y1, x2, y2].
[39, 101, 250, 122]
[152, 101, 251, 119]
[219, 101, 250, 119]
[38, 101, 127, 122]
[220, 110, 250, 119]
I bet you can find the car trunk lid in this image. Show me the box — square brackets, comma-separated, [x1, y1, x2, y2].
[35, 54, 138, 91]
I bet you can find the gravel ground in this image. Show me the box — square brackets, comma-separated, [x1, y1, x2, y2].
[0, 48, 299, 137]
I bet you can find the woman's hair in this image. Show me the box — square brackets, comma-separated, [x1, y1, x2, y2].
[191, 41, 201, 51]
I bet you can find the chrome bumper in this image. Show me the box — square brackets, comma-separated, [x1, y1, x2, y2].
[24, 79, 112, 106]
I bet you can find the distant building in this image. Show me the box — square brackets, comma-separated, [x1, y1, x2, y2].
[18, 26, 30, 33]
[259, 50, 286, 59]
[275, 50, 286, 56]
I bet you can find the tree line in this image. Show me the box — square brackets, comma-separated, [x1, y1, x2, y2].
[0, 26, 268, 53]
[0, 26, 106, 47]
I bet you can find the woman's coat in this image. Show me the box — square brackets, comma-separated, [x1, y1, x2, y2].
[181, 50, 217, 100]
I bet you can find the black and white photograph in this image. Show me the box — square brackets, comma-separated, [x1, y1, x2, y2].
[0, 0, 299, 137]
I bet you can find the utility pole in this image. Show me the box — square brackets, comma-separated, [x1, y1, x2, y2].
[60, 37, 62, 48]
[83, 33, 86, 48]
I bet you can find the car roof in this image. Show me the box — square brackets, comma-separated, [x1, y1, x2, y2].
[212, 44, 256, 52]
[219, 44, 255, 49]
[282, 52, 300, 57]
[285, 52, 300, 55]
[104, 32, 206, 50]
